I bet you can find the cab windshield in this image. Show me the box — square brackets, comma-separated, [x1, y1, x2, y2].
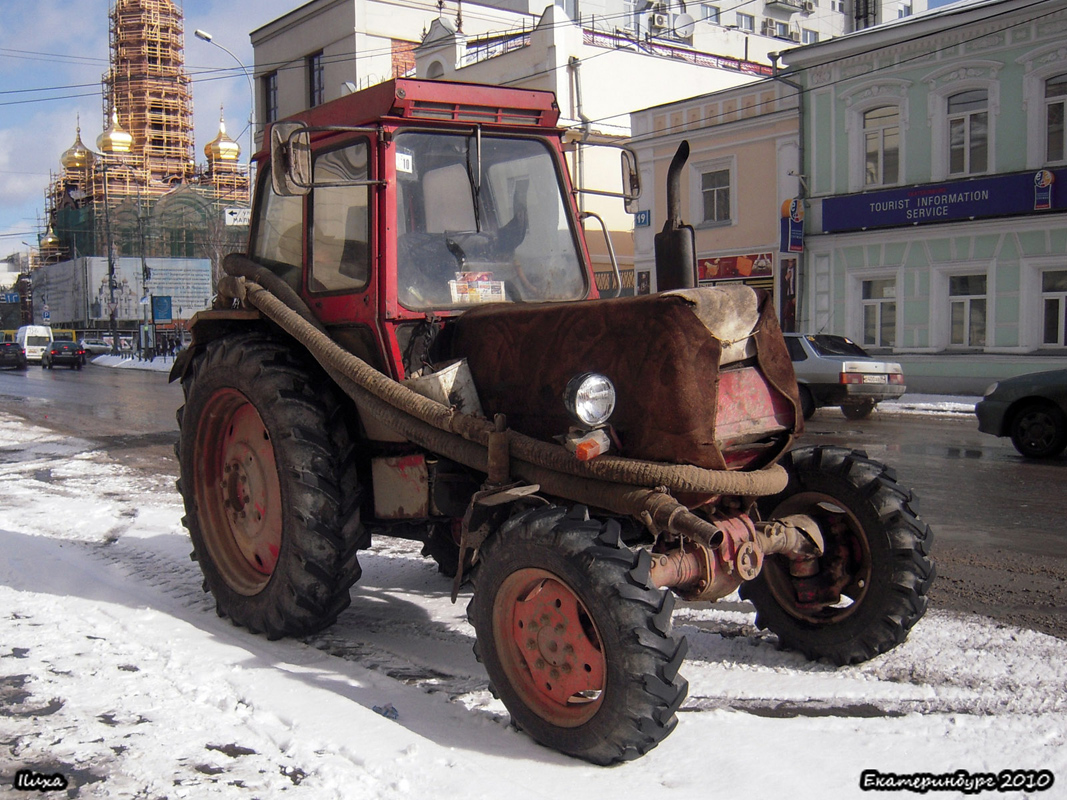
[394, 131, 586, 310]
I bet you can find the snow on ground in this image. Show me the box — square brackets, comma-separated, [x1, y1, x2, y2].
[1, 410, 1064, 799]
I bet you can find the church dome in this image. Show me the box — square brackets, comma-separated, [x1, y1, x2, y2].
[61, 123, 95, 170]
[205, 114, 240, 162]
[96, 110, 133, 154]
[40, 224, 60, 249]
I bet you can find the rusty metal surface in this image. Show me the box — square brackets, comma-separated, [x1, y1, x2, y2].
[371, 454, 429, 519]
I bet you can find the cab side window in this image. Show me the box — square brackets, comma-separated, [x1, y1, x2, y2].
[250, 178, 304, 292]
[311, 142, 371, 293]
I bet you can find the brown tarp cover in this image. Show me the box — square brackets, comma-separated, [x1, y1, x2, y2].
[450, 287, 801, 470]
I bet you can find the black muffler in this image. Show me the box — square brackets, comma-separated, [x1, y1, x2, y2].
[654, 141, 697, 292]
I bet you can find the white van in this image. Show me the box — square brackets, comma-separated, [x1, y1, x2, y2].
[16, 325, 53, 363]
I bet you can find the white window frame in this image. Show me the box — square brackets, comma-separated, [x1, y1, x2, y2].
[929, 263, 992, 350]
[946, 89, 989, 177]
[947, 274, 988, 349]
[1045, 75, 1067, 165]
[736, 12, 755, 31]
[925, 64, 1000, 181]
[1018, 43, 1067, 168]
[842, 81, 910, 193]
[847, 267, 901, 350]
[702, 4, 720, 24]
[690, 156, 735, 228]
[1041, 269, 1067, 347]
[860, 277, 898, 348]
[1020, 257, 1067, 349]
[862, 106, 901, 188]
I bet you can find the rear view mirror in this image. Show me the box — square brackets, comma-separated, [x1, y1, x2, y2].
[570, 141, 642, 214]
[270, 122, 312, 197]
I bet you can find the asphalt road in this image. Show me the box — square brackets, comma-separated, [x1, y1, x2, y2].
[1, 361, 1064, 639]
[0, 360, 182, 473]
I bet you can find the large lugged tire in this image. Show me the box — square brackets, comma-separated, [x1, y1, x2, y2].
[176, 332, 365, 639]
[742, 446, 934, 666]
[467, 505, 688, 765]
[420, 523, 462, 578]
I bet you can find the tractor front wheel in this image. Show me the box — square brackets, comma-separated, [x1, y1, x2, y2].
[468, 506, 687, 765]
[742, 446, 934, 665]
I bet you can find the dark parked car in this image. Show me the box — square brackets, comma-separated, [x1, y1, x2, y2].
[41, 340, 87, 370]
[976, 368, 1067, 458]
[784, 333, 906, 420]
[0, 341, 28, 370]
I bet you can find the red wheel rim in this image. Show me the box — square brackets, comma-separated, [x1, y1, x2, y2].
[492, 568, 605, 728]
[194, 388, 283, 595]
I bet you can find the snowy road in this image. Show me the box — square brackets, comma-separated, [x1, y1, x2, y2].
[0, 411, 1064, 799]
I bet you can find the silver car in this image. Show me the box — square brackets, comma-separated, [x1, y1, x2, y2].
[80, 339, 113, 355]
[784, 333, 905, 420]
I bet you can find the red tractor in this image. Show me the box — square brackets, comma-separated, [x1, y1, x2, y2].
[173, 79, 934, 764]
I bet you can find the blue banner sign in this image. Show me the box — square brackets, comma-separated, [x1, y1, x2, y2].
[780, 198, 804, 252]
[152, 295, 173, 324]
[822, 169, 1065, 233]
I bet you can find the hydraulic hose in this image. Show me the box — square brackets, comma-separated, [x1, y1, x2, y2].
[225, 274, 786, 500]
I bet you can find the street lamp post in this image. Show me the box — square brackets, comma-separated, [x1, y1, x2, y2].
[194, 29, 255, 170]
[99, 158, 120, 355]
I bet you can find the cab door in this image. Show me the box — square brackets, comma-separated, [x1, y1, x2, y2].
[302, 135, 389, 374]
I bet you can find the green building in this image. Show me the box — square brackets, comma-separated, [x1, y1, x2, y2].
[786, 0, 1067, 392]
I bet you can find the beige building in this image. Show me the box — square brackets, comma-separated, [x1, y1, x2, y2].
[630, 79, 800, 321]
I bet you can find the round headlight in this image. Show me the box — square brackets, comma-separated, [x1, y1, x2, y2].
[564, 373, 616, 427]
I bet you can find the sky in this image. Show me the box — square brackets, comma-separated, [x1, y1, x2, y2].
[0, 0, 297, 259]
[0, 380, 1064, 798]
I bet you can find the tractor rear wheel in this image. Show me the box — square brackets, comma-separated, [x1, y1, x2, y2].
[176, 332, 365, 639]
[468, 506, 687, 764]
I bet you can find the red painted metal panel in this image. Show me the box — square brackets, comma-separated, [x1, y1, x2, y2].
[715, 366, 793, 453]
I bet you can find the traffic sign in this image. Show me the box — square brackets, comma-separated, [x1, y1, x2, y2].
[225, 207, 251, 226]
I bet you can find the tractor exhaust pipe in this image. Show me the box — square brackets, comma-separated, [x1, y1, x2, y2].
[654, 141, 697, 293]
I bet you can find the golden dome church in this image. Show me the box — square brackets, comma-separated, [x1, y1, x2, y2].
[42, 0, 250, 269]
